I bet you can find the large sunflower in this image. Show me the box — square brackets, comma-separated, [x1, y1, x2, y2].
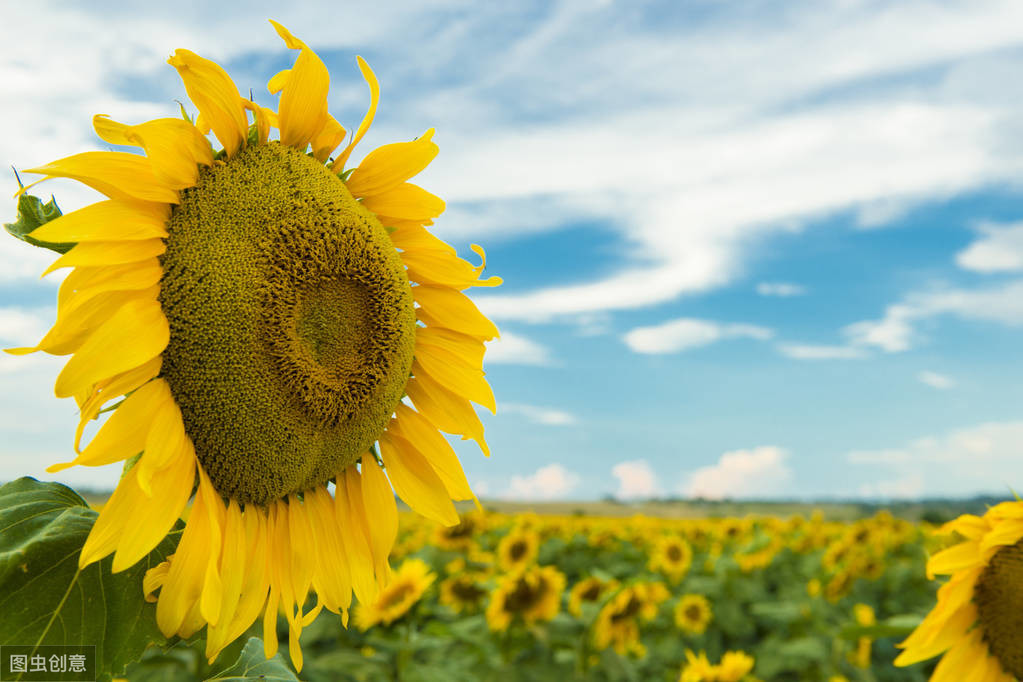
[895, 501, 1023, 681]
[10, 21, 499, 671]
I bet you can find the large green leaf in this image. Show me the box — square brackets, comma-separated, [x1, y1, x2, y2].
[3, 193, 74, 254]
[205, 638, 298, 682]
[0, 477, 178, 682]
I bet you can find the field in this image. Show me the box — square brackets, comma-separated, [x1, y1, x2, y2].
[123, 502, 957, 682]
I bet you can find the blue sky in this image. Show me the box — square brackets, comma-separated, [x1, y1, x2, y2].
[3, 0, 1023, 501]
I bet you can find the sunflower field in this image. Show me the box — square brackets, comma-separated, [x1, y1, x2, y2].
[92, 504, 946, 682]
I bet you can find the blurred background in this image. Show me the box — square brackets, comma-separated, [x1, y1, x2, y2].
[3, 0, 1023, 503]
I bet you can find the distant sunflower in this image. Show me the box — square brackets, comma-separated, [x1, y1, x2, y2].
[11, 20, 499, 671]
[593, 582, 668, 657]
[439, 572, 488, 614]
[568, 576, 617, 617]
[895, 501, 1023, 681]
[496, 526, 539, 573]
[354, 558, 434, 629]
[674, 594, 712, 634]
[649, 535, 693, 582]
[485, 565, 565, 631]
[716, 651, 756, 682]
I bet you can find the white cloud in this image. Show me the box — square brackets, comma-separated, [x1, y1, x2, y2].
[623, 318, 772, 354]
[776, 343, 866, 360]
[0, 307, 52, 346]
[484, 331, 551, 366]
[956, 221, 1023, 272]
[504, 463, 580, 501]
[500, 403, 576, 426]
[611, 459, 662, 499]
[918, 370, 956, 389]
[756, 282, 807, 297]
[848, 421, 1023, 497]
[845, 280, 1023, 352]
[682, 446, 792, 500]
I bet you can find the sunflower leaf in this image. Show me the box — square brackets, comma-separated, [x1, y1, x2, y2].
[0, 477, 179, 682]
[3, 192, 75, 254]
[204, 637, 298, 682]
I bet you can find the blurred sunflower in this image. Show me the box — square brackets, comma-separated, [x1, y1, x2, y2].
[485, 565, 565, 631]
[434, 512, 487, 551]
[355, 558, 435, 629]
[716, 651, 756, 682]
[674, 594, 712, 634]
[10, 20, 499, 671]
[649, 535, 693, 582]
[849, 603, 875, 669]
[496, 526, 539, 573]
[895, 501, 1023, 681]
[592, 582, 668, 657]
[679, 650, 715, 682]
[439, 572, 488, 614]
[568, 576, 617, 617]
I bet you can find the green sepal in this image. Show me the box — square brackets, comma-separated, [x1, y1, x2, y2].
[337, 168, 355, 182]
[4, 192, 74, 254]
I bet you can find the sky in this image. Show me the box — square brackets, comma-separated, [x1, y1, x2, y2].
[3, 0, 1023, 502]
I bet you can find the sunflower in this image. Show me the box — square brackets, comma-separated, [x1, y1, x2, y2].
[849, 603, 875, 669]
[895, 501, 1023, 681]
[433, 511, 487, 552]
[679, 650, 756, 682]
[439, 572, 489, 614]
[716, 651, 756, 682]
[354, 558, 435, 630]
[568, 576, 617, 617]
[679, 650, 716, 682]
[674, 593, 712, 634]
[496, 526, 539, 573]
[592, 582, 668, 657]
[485, 565, 565, 631]
[10, 21, 499, 671]
[648, 534, 693, 582]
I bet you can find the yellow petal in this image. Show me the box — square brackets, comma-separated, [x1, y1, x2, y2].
[401, 244, 502, 290]
[286, 494, 314, 610]
[75, 355, 162, 452]
[306, 487, 352, 614]
[414, 285, 499, 341]
[136, 388, 188, 494]
[361, 182, 445, 222]
[413, 350, 496, 413]
[267, 68, 291, 95]
[335, 469, 378, 605]
[48, 377, 167, 472]
[23, 152, 179, 204]
[241, 99, 276, 145]
[406, 372, 489, 457]
[346, 130, 438, 197]
[389, 404, 475, 501]
[332, 56, 379, 171]
[217, 507, 270, 655]
[379, 431, 459, 526]
[32, 285, 159, 357]
[94, 115, 213, 188]
[54, 298, 169, 398]
[110, 440, 194, 572]
[272, 25, 330, 150]
[168, 49, 248, 158]
[311, 114, 347, 163]
[926, 541, 981, 578]
[389, 222, 456, 254]
[27, 199, 170, 243]
[417, 326, 486, 368]
[360, 459, 397, 582]
[205, 499, 246, 662]
[41, 239, 166, 277]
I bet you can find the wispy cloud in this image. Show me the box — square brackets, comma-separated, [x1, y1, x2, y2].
[500, 403, 576, 426]
[848, 421, 1023, 497]
[484, 331, 552, 366]
[956, 220, 1023, 272]
[918, 370, 956, 389]
[681, 446, 792, 500]
[756, 282, 806, 297]
[776, 343, 866, 360]
[623, 318, 772, 354]
[503, 463, 580, 501]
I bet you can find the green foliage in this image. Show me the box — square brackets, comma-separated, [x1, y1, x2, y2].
[0, 477, 177, 682]
[3, 192, 74, 253]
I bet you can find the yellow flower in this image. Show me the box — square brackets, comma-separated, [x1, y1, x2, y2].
[895, 501, 1023, 681]
[674, 594, 712, 634]
[11, 21, 500, 672]
[439, 572, 488, 614]
[679, 650, 715, 682]
[592, 582, 667, 657]
[648, 534, 693, 582]
[485, 565, 565, 631]
[716, 650, 755, 682]
[496, 526, 540, 573]
[568, 576, 617, 617]
[355, 558, 435, 630]
[433, 512, 487, 552]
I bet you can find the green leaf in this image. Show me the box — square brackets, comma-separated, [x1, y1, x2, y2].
[839, 614, 923, 640]
[3, 192, 74, 254]
[205, 638, 298, 682]
[0, 477, 179, 682]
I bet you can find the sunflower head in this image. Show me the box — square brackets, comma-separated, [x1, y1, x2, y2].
[485, 565, 565, 631]
[11, 20, 500, 672]
[674, 593, 712, 634]
[355, 558, 435, 630]
[497, 526, 540, 573]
